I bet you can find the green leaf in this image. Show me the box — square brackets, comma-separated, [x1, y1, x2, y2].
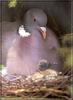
[8, 0, 17, 8]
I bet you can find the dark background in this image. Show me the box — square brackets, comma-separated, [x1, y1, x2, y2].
[0, 0, 72, 34]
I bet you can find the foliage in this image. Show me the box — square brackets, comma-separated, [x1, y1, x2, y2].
[0, 64, 4, 70]
[65, 52, 73, 67]
[8, 0, 17, 8]
[62, 33, 73, 47]
[68, 86, 73, 97]
[58, 33, 73, 68]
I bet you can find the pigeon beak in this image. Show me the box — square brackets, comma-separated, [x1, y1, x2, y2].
[40, 27, 47, 39]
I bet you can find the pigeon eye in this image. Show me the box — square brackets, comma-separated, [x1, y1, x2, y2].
[33, 18, 36, 22]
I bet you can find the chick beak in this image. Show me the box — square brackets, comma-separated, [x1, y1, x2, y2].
[40, 27, 47, 39]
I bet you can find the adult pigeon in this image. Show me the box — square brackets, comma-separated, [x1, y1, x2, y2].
[6, 8, 62, 76]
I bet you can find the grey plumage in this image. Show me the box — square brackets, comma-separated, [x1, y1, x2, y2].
[5, 8, 62, 76]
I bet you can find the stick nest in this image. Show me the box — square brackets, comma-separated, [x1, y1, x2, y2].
[0, 69, 72, 99]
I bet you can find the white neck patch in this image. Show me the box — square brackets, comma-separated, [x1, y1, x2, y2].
[18, 25, 31, 37]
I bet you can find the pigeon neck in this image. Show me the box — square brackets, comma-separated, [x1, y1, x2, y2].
[24, 24, 41, 32]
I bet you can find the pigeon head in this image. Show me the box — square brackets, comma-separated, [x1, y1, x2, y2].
[24, 8, 47, 27]
[19, 8, 48, 39]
